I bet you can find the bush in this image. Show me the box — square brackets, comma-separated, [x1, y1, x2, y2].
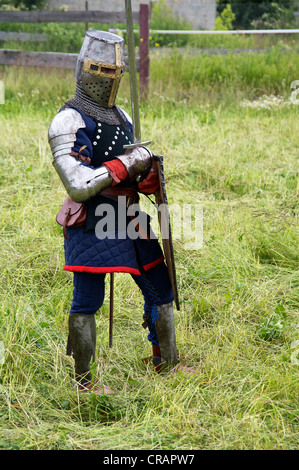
[217, 1, 294, 29]
[214, 4, 236, 30]
[0, 0, 46, 10]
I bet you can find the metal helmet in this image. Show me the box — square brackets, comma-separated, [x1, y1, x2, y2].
[75, 30, 125, 108]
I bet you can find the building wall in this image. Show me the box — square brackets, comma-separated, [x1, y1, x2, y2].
[47, 1, 216, 30]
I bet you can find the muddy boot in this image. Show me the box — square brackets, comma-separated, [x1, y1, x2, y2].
[155, 302, 178, 371]
[152, 344, 162, 372]
[142, 303, 198, 374]
[67, 313, 96, 386]
[67, 314, 114, 394]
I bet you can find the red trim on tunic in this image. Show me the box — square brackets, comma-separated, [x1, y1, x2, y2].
[64, 265, 141, 275]
[63, 256, 164, 275]
[142, 256, 164, 271]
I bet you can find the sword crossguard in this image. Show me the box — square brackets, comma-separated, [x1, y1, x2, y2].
[123, 140, 151, 150]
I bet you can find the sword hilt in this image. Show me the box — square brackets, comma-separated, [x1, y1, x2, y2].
[123, 140, 151, 150]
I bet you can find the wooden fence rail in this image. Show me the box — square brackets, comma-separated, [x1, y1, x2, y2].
[0, 49, 77, 69]
[0, 31, 47, 41]
[0, 49, 133, 70]
[0, 10, 139, 23]
[0, 4, 150, 97]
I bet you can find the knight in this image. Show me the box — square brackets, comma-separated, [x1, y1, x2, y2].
[48, 31, 180, 394]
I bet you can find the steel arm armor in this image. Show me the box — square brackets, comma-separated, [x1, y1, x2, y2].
[48, 108, 112, 202]
[48, 108, 151, 202]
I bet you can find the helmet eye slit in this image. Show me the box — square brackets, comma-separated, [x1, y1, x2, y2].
[101, 67, 116, 76]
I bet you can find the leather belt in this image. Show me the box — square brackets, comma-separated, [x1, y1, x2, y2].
[100, 187, 137, 198]
[100, 186, 148, 240]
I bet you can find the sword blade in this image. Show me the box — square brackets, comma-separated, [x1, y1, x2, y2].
[125, 0, 141, 143]
[125, 0, 179, 311]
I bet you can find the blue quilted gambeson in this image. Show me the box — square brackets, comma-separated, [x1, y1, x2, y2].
[59, 106, 164, 275]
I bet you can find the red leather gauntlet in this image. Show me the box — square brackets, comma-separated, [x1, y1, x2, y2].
[103, 159, 129, 185]
[138, 162, 159, 194]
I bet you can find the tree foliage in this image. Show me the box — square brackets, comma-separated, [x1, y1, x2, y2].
[214, 4, 236, 30]
[216, 1, 294, 28]
[0, 0, 46, 10]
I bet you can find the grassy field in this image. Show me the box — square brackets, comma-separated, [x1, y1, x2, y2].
[0, 49, 298, 450]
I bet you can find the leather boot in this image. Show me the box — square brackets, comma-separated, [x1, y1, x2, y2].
[144, 303, 199, 375]
[67, 313, 96, 385]
[152, 344, 162, 373]
[67, 314, 114, 394]
[155, 302, 178, 371]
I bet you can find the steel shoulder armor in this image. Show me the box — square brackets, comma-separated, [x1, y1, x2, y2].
[48, 107, 113, 202]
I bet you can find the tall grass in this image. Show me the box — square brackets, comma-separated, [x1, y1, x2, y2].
[149, 46, 299, 101]
[0, 51, 298, 450]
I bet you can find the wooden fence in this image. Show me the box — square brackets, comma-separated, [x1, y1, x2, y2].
[0, 4, 150, 97]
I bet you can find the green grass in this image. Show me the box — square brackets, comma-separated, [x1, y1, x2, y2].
[0, 50, 298, 450]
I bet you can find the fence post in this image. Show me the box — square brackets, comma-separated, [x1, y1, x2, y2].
[139, 3, 150, 99]
[85, 1, 89, 32]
